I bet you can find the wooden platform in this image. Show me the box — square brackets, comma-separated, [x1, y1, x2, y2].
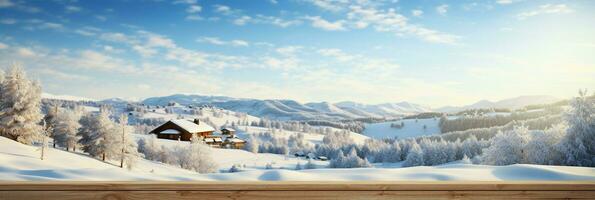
[1, 181, 594, 199]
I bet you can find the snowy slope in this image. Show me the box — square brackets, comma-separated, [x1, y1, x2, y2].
[362, 118, 442, 139]
[3, 136, 595, 181]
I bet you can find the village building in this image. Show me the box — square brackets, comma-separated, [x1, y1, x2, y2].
[150, 119, 246, 149]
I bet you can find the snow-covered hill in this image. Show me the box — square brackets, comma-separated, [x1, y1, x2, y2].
[2, 136, 594, 181]
[140, 94, 431, 120]
[436, 95, 561, 113]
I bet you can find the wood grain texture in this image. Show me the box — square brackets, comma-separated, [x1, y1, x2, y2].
[1, 181, 594, 200]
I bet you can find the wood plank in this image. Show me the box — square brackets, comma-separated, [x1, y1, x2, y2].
[2, 190, 595, 200]
[1, 181, 594, 200]
[1, 181, 594, 191]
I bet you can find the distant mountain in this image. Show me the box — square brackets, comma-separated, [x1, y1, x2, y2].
[435, 95, 561, 113]
[141, 94, 431, 120]
[142, 94, 238, 106]
[334, 101, 432, 118]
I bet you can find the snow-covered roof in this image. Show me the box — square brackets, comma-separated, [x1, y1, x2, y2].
[160, 129, 180, 134]
[170, 119, 215, 133]
[213, 138, 223, 142]
[221, 128, 236, 132]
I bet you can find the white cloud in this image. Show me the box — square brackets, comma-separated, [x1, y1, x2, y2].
[230, 40, 249, 47]
[517, 4, 573, 20]
[255, 15, 302, 28]
[132, 45, 157, 57]
[0, 42, 8, 49]
[95, 15, 107, 21]
[17, 47, 35, 57]
[305, 16, 346, 31]
[100, 32, 131, 43]
[213, 4, 236, 15]
[276, 46, 302, 56]
[65, 5, 81, 13]
[347, 6, 458, 44]
[269, 0, 278, 4]
[0, 0, 14, 8]
[38, 68, 89, 81]
[306, 0, 349, 12]
[436, 4, 448, 15]
[233, 16, 252, 25]
[0, 18, 16, 24]
[145, 34, 176, 48]
[317, 48, 355, 62]
[186, 5, 201, 13]
[197, 37, 251, 48]
[412, 9, 423, 17]
[39, 22, 64, 30]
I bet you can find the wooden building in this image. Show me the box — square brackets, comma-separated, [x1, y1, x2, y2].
[150, 119, 215, 141]
[221, 128, 236, 136]
[150, 119, 246, 149]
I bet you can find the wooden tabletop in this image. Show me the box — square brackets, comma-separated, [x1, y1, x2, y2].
[1, 181, 594, 199]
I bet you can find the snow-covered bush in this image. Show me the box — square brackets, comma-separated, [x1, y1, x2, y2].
[0, 65, 43, 144]
[137, 134, 165, 161]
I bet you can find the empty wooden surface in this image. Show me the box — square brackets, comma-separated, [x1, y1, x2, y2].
[1, 181, 594, 200]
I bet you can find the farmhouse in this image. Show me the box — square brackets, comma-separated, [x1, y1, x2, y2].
[150, 119, 246, 149]
[150, 119, 215, 141]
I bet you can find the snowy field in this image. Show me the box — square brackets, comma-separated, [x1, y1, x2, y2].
[2, 136, 595, 181]
[362, 118, 441, 139]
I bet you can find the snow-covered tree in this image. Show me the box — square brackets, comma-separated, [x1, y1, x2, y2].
[77, 108, 119, 161]
[482, 126, 530, 165]
[525, 124, 565, 165]
[245, 134, 259, 153]
[176, 134, 218, 173]
[0, 65, 43, 144]
[402, 141, 424, 167]
[329, 148, 371, 168]
[557, 90, 595, 166]
[52, 108, 81, 151]
[117, 114, 139, 169]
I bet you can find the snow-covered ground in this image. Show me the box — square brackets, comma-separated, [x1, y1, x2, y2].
[133, 134, 330, 171]
[2, 136, 595, 181]
[362, 118, 441, 139]
[0, 137, 595, 181]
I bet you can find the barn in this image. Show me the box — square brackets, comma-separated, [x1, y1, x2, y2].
[150, 119, 215, 141]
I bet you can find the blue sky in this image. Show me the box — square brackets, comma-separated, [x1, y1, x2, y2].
[0, 0, 593, 107]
